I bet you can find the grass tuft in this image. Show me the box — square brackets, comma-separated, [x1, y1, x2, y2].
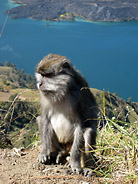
[92, 92, 138, 183]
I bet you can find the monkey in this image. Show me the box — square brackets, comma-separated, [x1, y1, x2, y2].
[35, 54, 99, 176]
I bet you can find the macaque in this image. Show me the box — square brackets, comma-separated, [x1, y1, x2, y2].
[35, 54, 98, 176]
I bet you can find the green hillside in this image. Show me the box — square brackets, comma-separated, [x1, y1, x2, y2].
[0, 62, 36, 92]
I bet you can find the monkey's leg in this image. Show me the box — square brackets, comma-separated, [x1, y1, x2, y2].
[83, 127, 97, 177]
[56, 150, 68, 164]
[70, 125, 83, 174]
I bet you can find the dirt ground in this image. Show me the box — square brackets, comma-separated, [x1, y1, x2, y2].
[0, 147, 109, 184]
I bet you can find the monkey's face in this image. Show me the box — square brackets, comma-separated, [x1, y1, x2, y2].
[35, 54, 74, 102]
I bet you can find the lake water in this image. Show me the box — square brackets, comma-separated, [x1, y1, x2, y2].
[0, 0, 138, 102]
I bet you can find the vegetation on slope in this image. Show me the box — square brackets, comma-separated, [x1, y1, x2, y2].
[92, 89, 138, 126]
[0, 61, 36, 92]
[0, 62, 39, 148]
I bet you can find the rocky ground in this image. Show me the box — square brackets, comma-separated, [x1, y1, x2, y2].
[0, 147, 109, 184]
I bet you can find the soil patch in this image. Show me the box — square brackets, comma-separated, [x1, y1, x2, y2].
[0, 148, 105, 184]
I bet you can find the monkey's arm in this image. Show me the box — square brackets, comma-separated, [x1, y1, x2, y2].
[70, 124, 83, 174]
[38, 116, 53, 164]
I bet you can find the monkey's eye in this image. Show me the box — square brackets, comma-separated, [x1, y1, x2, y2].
[41, 72, 54, 78]
[62, 62, 70, 69]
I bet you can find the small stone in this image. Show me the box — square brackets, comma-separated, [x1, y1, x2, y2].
[12, 162, 16, 165]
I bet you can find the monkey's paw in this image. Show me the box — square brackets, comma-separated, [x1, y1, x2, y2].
[83, 168, 93, 177]
[71, 166, 83, 174]
[37, 153, 50, 164]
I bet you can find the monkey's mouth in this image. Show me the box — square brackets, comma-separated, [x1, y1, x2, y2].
[40, 88, 55, 94]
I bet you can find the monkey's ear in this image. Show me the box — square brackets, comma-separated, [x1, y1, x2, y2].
[62, 61, 70, 69]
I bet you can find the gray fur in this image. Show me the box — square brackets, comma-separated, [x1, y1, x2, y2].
[35, 54, 98, 176]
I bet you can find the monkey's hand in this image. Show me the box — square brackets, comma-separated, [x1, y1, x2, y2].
[38, 152, 50, 164]
[83, 168, 93, 177]
[71, 165, 83, 174]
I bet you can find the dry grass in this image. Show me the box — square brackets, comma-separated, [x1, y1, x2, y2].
[0, 89, 39, 102]
[93, 118, 138, 183]
[91, 92, 138, 183]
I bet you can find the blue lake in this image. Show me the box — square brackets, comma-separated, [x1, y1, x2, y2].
[0, 0, 138, 102]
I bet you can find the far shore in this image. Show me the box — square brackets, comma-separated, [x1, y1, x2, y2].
[7, 0, 138, 23]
